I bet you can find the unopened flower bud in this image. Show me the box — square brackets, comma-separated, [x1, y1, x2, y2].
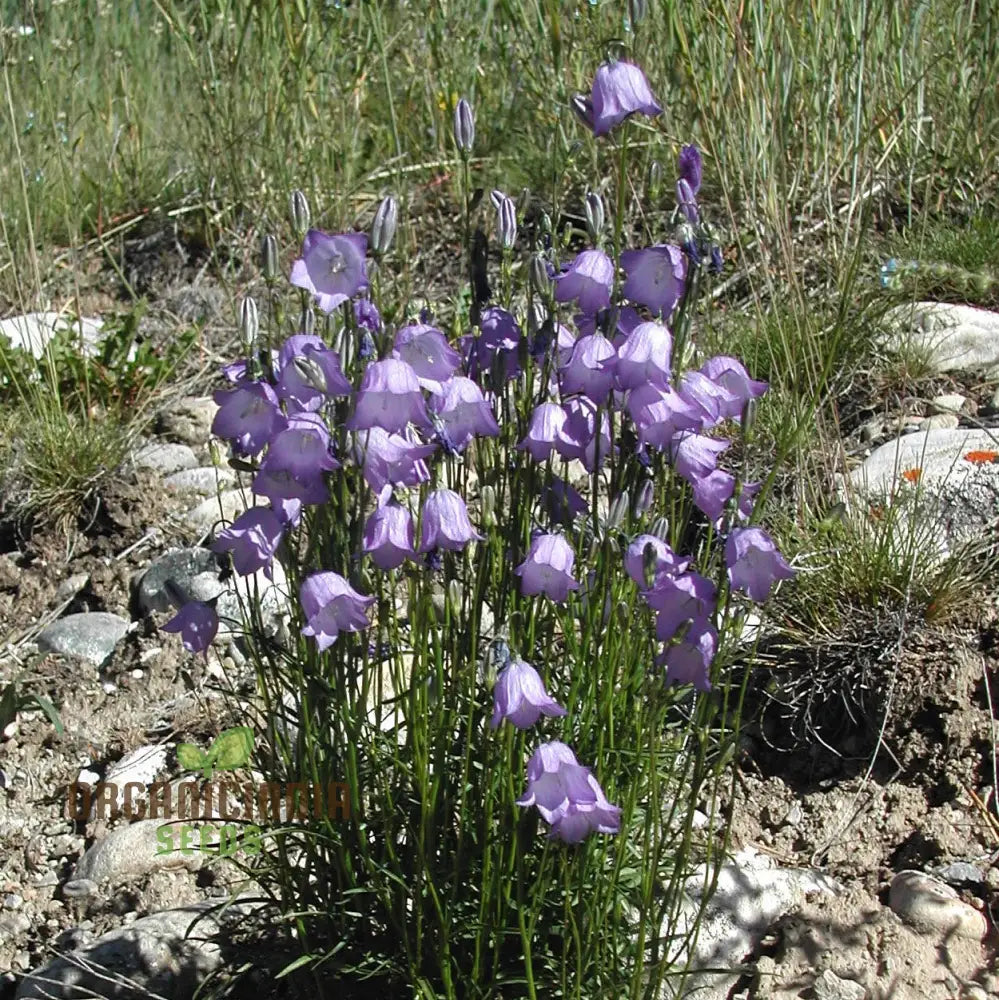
[371, 195, 398, 255]
[300, 307, 315, 336]
[239, 297, 258, 352]
[741, 398, 758, 434]
[289, 189, 310, 238]
[634, 478, 654, 517]
[530, 254, 551, 295]
[642, 541, 658, 591]
[447, 579, 462, 616]
[492, 190, 517, 249]
[650, 515, 669, 541]
[481, 484, 496, 527]
[261, 234, 278, 282]
[647, 159, 663, 200]
[628, 0, 648, 25]
[606, 490, 629, 531]
[453, 98, 475, 154]
[291, 354, 328, 394]
[570, 94, 594, 131]
[584, 191, 605, 242]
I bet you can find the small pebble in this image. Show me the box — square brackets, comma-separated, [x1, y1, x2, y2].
[3, 893, 23, 909]
[889, 869, 987, 940]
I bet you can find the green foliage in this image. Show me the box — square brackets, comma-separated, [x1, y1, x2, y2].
[0, 676, 63, 737]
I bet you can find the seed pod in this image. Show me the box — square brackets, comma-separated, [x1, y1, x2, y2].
[629, 0, 648, 25]
[447, 579, 462, 617]
[647, 159, 663, 201]
[300, 306, 315, 336]
[239, 296, 259, 352]
[584, 191, 605, 243]
[530, 254, 550, 296]
[289, 189, 310, 239]
[634, 478, 654, 517]
[261, 235, 278, 282]
[371, 195, 399, 255]
[494, 191, 517, 249]
[481, 484, 496, 528]
[453, 98, 475, 154]
[741, 398, 758, 435]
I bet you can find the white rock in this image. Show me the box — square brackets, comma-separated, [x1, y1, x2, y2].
[0, 312, 106, 361]
[72, 820, 204, 885]
[812, 969, 866, 1000]
[163, 466, 236, 495]
[183, 490, 252, 536]
[930, 393, 967, 414]
[888, 870, 987, 940]
[883, 301, 999, 372]
[918, 412, 960, 432]
[98, 745, 169, 818]
[132, 442, 199, 476]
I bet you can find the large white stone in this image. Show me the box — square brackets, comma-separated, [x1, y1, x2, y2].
[883, 301, 999, 372]
[0, 312, 107, 360]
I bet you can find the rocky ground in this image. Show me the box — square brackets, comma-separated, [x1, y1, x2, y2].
[1, 297, 999, 998]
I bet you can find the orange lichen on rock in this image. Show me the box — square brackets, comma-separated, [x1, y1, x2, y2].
[901, 467, 922, 484]
[963, 450, 999, 464]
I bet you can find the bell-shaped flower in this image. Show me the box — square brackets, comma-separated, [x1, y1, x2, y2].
[691, 469, 737, 522]
[300, 572, 375, 652]
[428, 376, 500, 452]
[515, 533, 580, 603]
[645, 571, 717, 642]
[272, 497, 303, 529]
[212, 506, 285, 579]
[699, 356, 768, 421]
[678, 144, 703, 195]
[559, 333, 618, 404]
[517, 741, 622, 843]
[352, 427, 437, 493]
[212, 381, 285, 457]
[676, 178, 699, 225]
[418, 489, 484, 552]
[345, 358, 432, 434]
[354, 297, 382, 333]
[519, 402, 567, 463]
[362, 496, 416, 571]
[162, 601, 218, 656]
[557, 396, 613, 471]
[541, 477, 589, 524]
[393, 324, 462, 393]
[253, 412, 339, 506]
[620, 245, 687, 318]
[725, 527, 795, 603]
[274, 334, 352, 413]
[616, 321, 673, 391]
[668, 432, 729, 483]
[554, 250, 614, 316]
[657, 622, 717, 692]
[490, 658, 568, 729]
[676, 370, 737, 428]
[461, 307, 523, 384]
[290, 230, 369, 313]
[628, 383, 703, 451]
[590, 60, 663, 137]
[624, 534, 689, 590]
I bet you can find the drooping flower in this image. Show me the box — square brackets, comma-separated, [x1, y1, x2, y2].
[253, 412, 339, 506]
[624, 534, 689, 590]
[554, 250, 615, 316]
[699, 356, 768, 421]
[559, 333, 618, 404]
[725, 527, 795, 603]
[558, 396, 613, 471]
[212, 381, 285, 457]
[590, 60, 663, 137]
[627, 383, 703, 451]
[428, 376, 500, 452]
[515, 533, 580, 603]
[646, 571, 717, 642]
[677, 144, 703, 195]
[162, 601, 219, 656]
[345, 359, 432, 434]
[690, 468, 737, 522]
[290, 230, 369, 313]
[300, 572, 375, 652]
[668, 432, 730, 483]
[620, 245, 687, 318]
[519, 402, 567, 463]
[353, 427, 437, 493]
[362, 498, 416, 571]
[461, 306, 523, 384]
[676, 370, 734, 428]
[213, 506, 285, 579]
[615, 321, 674, 391]
[274, 335, 352, 413]
[354, 297, 382, 334]
[418, 489, 484, 552]
[516, 741, 622, 843]
[490, 658, 568, 729]
[541, 477, 589, 524]
[658, 622, 717, 692]
[392, 324, 462, 393]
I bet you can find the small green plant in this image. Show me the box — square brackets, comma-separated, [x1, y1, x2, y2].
[177, 726, 254, 783]
[0, 676, 63, 737]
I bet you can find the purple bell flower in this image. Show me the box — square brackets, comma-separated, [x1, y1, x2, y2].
[558, 396, 613, 471]
[678, 144, 703, 195]
[392, 324, 462, 393]
[212, 506, 285, 579]
[725, 527, 795, 602]
[345, 358, 432, 434]
[559, 333, 618, 404]
[541, 477, 589, 523]
[352, 427, 436, 493]
[274, 335, 353, 413]
[646, 571, 717, 642]
[519, 402, 567, 463]
[668, 432, 730, 482]
[691, 469, 737, 522]
[162, 601, 219, 656]
[554, 250, 615, 316]
[271, 497, 303, 529]
[363, 498, 416, 571]
[627, 383, 703, 451]
[428, 376, 500, 452]
[212, 381, 285, 457]
[620, 245, 687, 318]
[418, 489, 484, 552]
[615, 321, 674, 391]
[516, 741, 622, 843]
[253, 412, 339, 506]
[461, 307, 523, 384]
[699, 356, 768, 420]
[515, 533, 580, 603]
[300, 572, 375, 652]
[658, 622, 717, 692]
[490, 658, 568, 729]
[624, 534, 689, 590]
[676, 370, 736, 428]
[290, 230, 369, 313]
[354, 297, 382, 333]
[590, 60, 663, 137]
[676, 178, 699, 225]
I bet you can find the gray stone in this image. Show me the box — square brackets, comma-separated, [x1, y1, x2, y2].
[163, 465, 236, 496]
[37, 613, 131, 667]
[918, 412, 960, 432]
[0, 912, 30, 937]
[937, 861, 985, 886]
[215, 561, 289, 638]
[0, 312, 106, 361]
[930, 392, 968, 415]
[55, 573, 90, 603]
[134, 548, 223, 615]
[132, 442, 199, 476]
[888, 870, 986, 940]
[883, 301, 999, 372]
[15, 899, 259, 1000]
[812, 969, 866, 1000]
[156, 396, 218, 448]
[73, 820, 204, 885]
[183, 490, 252, 536]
